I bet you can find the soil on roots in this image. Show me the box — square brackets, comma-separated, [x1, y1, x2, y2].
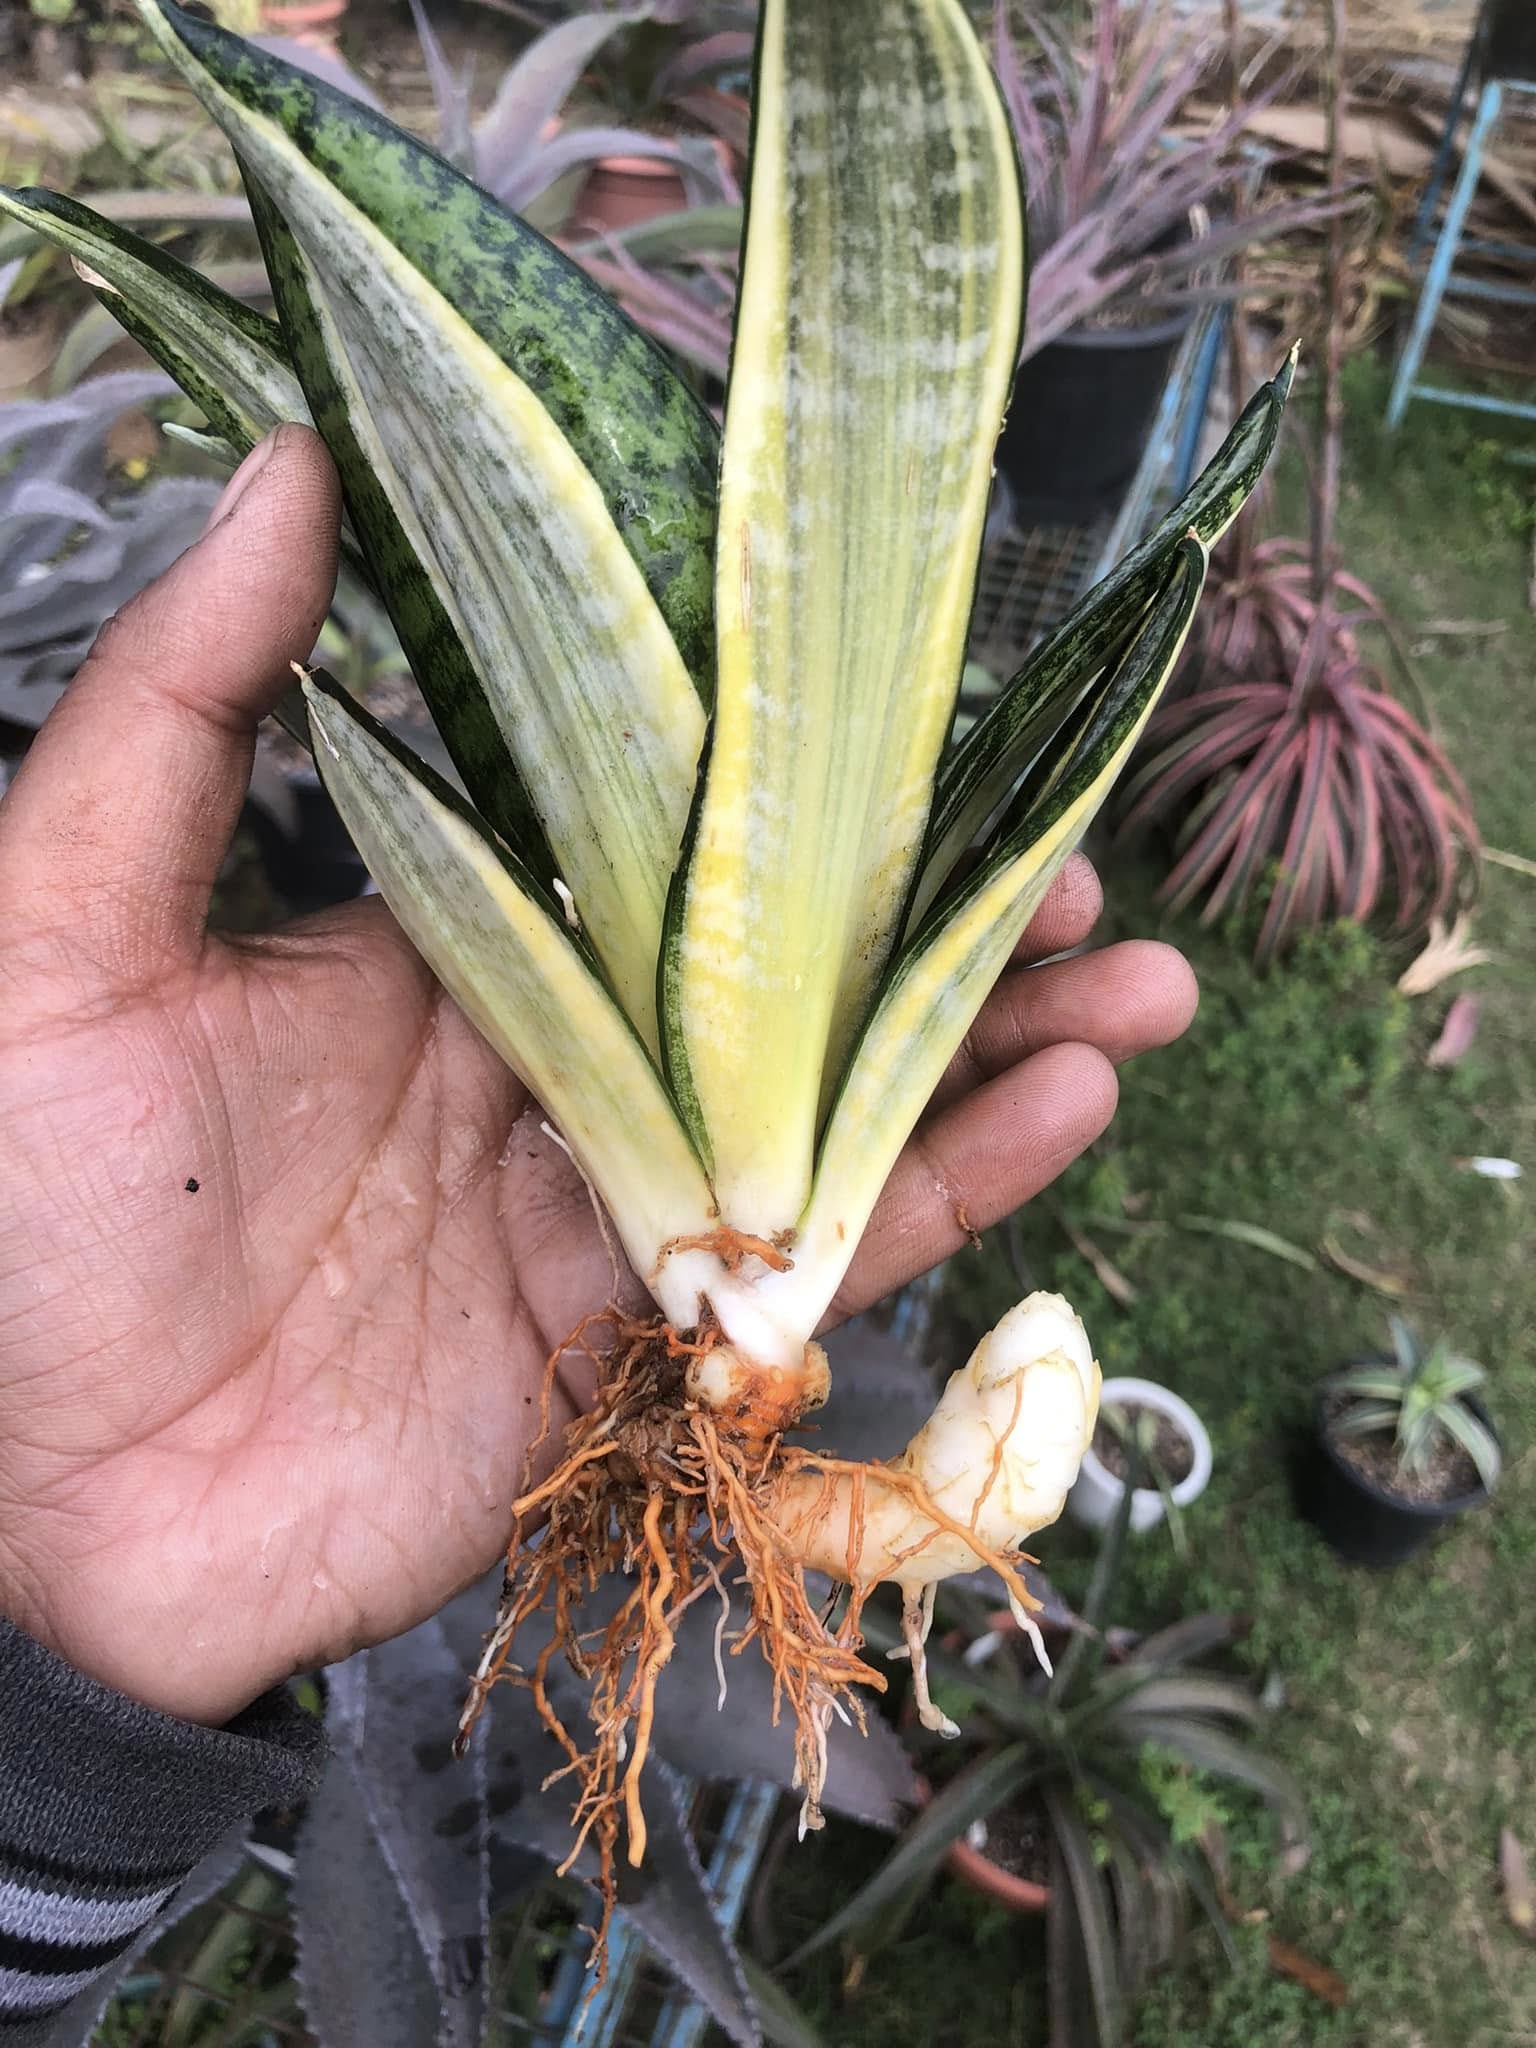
[454, 1309, 880, 1971]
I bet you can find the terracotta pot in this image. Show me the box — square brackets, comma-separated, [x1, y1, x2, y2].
[260, 0, 348, 38]
[914, 1774, 1050, 1914]
[572, 139, 733, 237]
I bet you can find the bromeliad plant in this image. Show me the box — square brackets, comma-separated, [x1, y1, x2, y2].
[6, 0, 1288, 1911]
[1116, 530, 1481, 961]
[990, 0, 1337, 356]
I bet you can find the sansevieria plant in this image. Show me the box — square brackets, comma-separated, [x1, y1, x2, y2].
[3, 0, 1291, 1915]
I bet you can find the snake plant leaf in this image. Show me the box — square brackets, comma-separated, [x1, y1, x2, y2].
[914, 348, 1296, 920]
[0, 184, 306, 457]
[134, 3, 708, 1043]
[664, 0, 1025, 1231]
[134, 0, 718, 697]
[301, 670, 717, 1280]
[776, 539, 1207, 1333]
[248, 187, 556, 892]
[260, 182, 701, 1043]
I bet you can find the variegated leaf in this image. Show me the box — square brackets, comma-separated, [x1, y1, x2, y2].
[137, 1, 714, 1044]
[249, 187, 555, 889]
[135, 2, 717, 690]
[915, 349, 1296, 919]
[763, 539, 1208, 1335]
[302, 672, 717, 1280]
[664, 0, 1024, 1232]
[0, 184, 306, 456]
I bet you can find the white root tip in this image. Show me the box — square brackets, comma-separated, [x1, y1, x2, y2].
[1009, 1591, 1055, 1679]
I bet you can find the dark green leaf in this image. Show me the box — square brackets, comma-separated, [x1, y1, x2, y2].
[784, 1744, 1041, 1967]
[0, 184, 302, 457]
[1045, 1783, 1123, 2048]
[1124, 1716, 1306, 1838]
[247, 183, 552, 882]
[739, 1955, 827, 2048]
[1052, 1429, 1138, 1703]
[1111, 1675, 1263, 1727]
[1129, 1614, 1245, 1671]
[918, 350, 1296, 907]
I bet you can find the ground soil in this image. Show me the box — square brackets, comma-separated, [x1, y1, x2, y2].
[1092, 1403, 1196, 1486]
[968, 1796, 1051, 1888]
[1322, 1391, 1482, 1506]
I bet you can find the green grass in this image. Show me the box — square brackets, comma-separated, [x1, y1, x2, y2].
[779, 360, 1536, 2045]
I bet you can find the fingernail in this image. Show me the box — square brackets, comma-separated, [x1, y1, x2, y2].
[203, 429, 279, 533]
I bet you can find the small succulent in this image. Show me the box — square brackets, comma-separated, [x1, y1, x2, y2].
[1328, 1317, 1501, 1497]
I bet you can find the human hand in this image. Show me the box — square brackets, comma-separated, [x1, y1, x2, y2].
[0, 426, 1195, 1725]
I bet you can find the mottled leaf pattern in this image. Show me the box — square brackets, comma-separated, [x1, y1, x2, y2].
[326, 1623, 490, 2048]
[916, 353, 1295, 918]
[134, 1, 717, 694]
[665, 0, 1024, 1229]
[0, 184, 306, 457]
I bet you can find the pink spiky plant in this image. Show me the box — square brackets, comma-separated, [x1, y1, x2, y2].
[1115, 0, 1478, 964]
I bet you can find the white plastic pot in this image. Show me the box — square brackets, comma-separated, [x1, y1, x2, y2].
[1067, 1377, 1213, 1536]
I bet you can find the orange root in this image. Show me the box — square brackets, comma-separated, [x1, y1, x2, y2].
[456, 1311, 1045, 1981]
[653, 1226, 795, 1275]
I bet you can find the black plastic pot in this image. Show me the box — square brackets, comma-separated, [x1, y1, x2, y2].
[995, 306, 1192, 527]
[1486, 0, 1536, 87]
[248, 771, 370, 914]
[1297, 1374, 1496, 1568]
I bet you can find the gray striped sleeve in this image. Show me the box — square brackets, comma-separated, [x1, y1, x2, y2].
[0, 1619, 324, 2041]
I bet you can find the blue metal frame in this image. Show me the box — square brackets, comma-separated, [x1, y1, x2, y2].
[543, 1780, 781, 2045]
[1388, 73, 1536, 430]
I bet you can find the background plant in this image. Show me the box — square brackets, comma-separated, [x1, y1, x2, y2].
[783, 1479, 1305, 2048]
[1114, 0, 1479, 963]
[1327, 1314, 1501, 1495]
[990, 0, 1344, 358]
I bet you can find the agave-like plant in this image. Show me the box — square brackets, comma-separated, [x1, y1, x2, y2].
[792, 1480, 1306, 2048]
[5, 0, 1288, 1922]
[1327, 1315, 1500, 1498]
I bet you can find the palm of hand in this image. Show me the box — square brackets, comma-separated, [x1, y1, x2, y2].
[0, 429, 1194, 1724]
[0, 908, 621, 1721]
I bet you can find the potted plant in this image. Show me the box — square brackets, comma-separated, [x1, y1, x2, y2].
[790, 1486, 1306, 2047]
[1068, 1376, 1214, 1538]
[1486, 0, 1536, 85]
[988, 0, 1334, 524]
[1114, 0, 1480, 961]
[1303, 1316, 1501, 1567]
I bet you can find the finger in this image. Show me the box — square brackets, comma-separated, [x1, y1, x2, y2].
[829, 1040, 1118, 1324]
[926, 940, 1197, 1115]
[1011, 851, 1102, 965]
[0, 425, 339, 991]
